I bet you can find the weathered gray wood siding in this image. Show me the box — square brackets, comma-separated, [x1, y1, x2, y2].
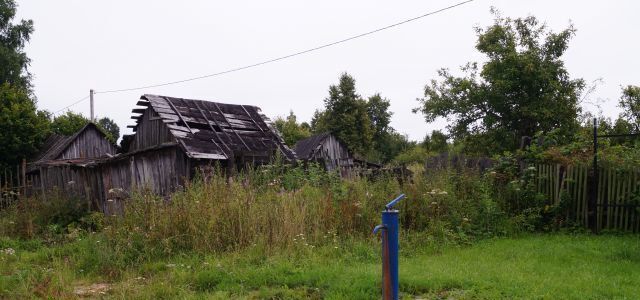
[129, 108, 175, 152]
[99, 146, 190, 209]
[32, 165, 104, 210]
[313, 135, 354, 177]
[58, 127, 117, 159]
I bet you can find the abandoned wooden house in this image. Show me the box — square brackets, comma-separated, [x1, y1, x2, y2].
[100, 94, 296, 198]
[294, 133, 362, 177]
[26, 123, 118, 207]
[25, 94, 296, 213]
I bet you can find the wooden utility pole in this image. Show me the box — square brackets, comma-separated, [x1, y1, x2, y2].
[90, 89, 95, 121]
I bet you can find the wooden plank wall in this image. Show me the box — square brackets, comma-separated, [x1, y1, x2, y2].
[29, 165, 103, 211]
[536, 164, 640, 232]
[129, 108, 176, 152]
[59, 127, 117, 159]
[313, 135, 354, 177]
[98, 146, 190, 214]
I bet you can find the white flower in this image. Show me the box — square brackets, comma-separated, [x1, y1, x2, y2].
[1, 248, 15, 255]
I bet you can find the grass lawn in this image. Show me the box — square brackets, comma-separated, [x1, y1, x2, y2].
[1, 234, 639, 299]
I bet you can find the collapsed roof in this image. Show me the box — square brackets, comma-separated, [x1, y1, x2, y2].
[128, 94, 296, 161]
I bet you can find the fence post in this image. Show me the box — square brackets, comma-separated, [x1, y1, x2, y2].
[22, 158, 26, 197]
[590, 118, 599, 233]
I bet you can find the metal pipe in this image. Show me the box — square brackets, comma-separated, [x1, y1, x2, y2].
[375, 194, 405, 300]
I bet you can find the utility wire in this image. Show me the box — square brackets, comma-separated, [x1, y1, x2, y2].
[95, 0, 474, 94]
[53, 95, 90, 115]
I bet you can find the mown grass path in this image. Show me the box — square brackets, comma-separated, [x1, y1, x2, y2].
[1, 234, 639, 299]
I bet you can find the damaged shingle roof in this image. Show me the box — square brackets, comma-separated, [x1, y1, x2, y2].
[294, 132, 331, 160]
[129, 94, 296, 161]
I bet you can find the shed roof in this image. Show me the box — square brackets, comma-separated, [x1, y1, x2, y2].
[129, 94, 296, 161]
[31, 123, 110, 163]
[293, 132, 331, 160]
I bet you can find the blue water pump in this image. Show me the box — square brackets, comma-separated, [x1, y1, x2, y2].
[373, 194, 406, 300]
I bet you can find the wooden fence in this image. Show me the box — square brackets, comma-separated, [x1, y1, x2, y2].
[0, 159, 31, 209]
[536, 164, 640, 232]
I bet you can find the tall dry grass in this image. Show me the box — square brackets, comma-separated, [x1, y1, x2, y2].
[103, 165, 403, 259]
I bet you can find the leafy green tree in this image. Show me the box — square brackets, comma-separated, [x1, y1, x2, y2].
[367, 93, 392, 141]
[422, 130, 448, 153]
[0, 0, 34, 91]
[51, 111, 89, 135]
[315, 73, 373, 155]
[274, 111, 311, 147]
[97, 117, 120, 143]
[0, 84, 50, 167]
[0, 1, 51, 167]
[414, 10, 584, 154]
[618, 85, 640, 131]
[310, 109, 329, 134]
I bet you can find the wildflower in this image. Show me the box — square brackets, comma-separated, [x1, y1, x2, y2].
[334, 246, 338, 249]
[1, 248, 15, 255]
[107, 199, 114, 202]
[438, 191, 448, 195]
[166, 264, 176, 268]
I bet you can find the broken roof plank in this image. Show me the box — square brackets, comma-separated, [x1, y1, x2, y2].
[132, 108, 146, 114]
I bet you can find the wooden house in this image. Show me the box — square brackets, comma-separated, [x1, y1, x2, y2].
[26, 123, 117, 207]
[98, 94, 296, 202]
[294, 133, 356, 177]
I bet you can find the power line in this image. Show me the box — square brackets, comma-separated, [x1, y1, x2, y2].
[53, 95, 90, 115]
[95, 0, 474, 94]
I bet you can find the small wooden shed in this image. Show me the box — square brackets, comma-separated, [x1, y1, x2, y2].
[26, 123, 118, 207]
[294, 133, 356, 177]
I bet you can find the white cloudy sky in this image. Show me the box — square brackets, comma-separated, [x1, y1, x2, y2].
[15, 0, 640, 141]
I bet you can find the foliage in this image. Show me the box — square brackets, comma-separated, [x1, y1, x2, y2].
[50, 112, 120, 144]
[369, 130, 415, 164]
[0, 83, 50, 168]
[414, 9, 584, 154]
[311, 73, 402, 162]
[51, 111, 89, 136]
[312, 73, 373, 155]
[273, 111, 311, 147]
[618, 85, 640, 131]
[393, 145, 431, 165]
[0, 1, 49, 167]
[421, 130, 448, 153]
[0, 0, 34, 91]
[97, 117, 120, 143]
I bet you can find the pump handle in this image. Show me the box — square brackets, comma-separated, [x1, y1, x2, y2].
[385, 194, 406, 210]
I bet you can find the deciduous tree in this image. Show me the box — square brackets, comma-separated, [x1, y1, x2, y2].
[274, 111, 311, 147]
[0, 84, 49, 167]
[414, 10, 584, 154]
[619, 85, 640, 131]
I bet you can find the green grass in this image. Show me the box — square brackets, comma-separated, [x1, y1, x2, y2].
[1, 233, 639, 299]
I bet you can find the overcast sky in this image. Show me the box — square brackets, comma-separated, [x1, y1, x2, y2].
[15, 0, 640, 141]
